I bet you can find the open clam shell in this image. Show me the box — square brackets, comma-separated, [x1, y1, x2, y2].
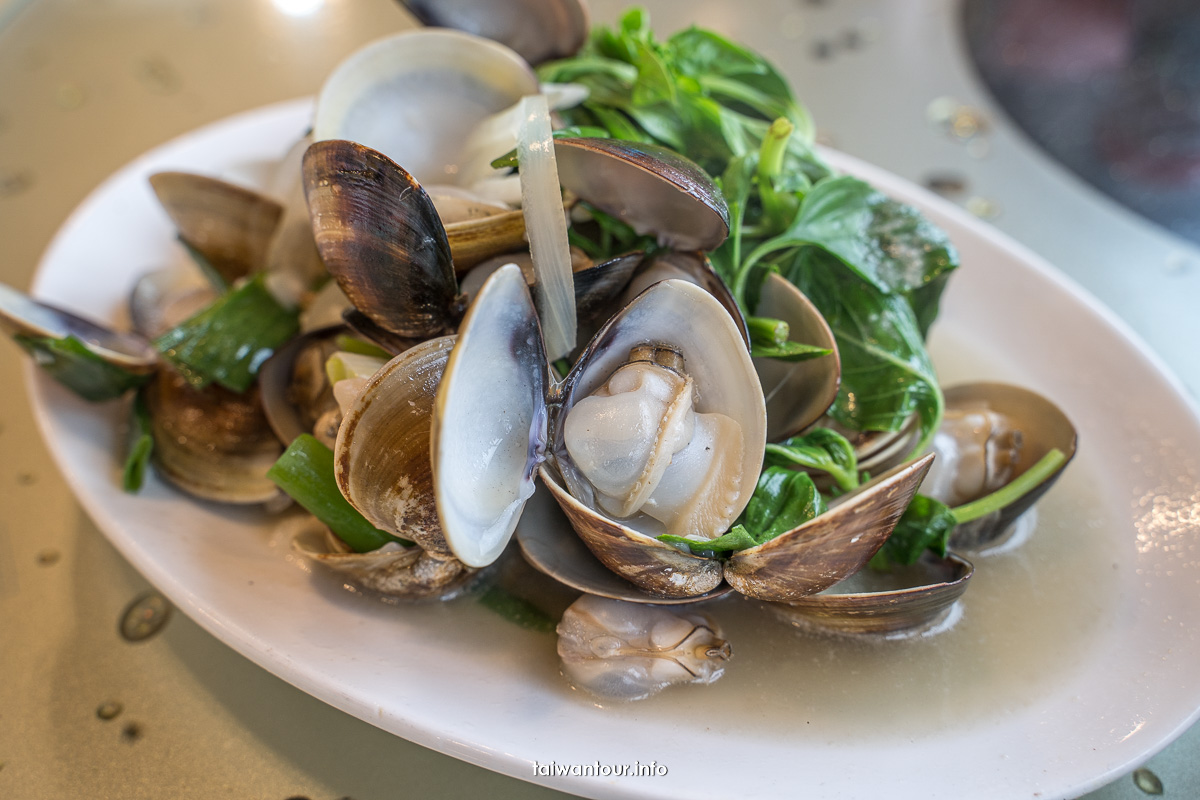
[548, 277, 768, 598]
[334, 336, 456, 557]
[617, 251, 749, 348]
[723, 453, 936, 602]
[554, 138, 730, 252]
[303, 140, 462, 340]
[517, 481, 732, 604]
[149, 171, 283, 284]
[0, 283, 158, 374]
[313, 28, 538, 186]
[930, 382, 1078, 551]
[258, 325, 343, 446]
[766, 552, 973, 636]
[431, 263, 549, 568]
[144, 367, 283, 504]
[752, 272, 841, 441]
[291, 518, 475, 600]
[540, 464, 726, 598]
[397, 0, 588, 66]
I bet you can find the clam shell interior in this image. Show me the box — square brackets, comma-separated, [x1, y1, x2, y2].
[313, 29, 538, 185]
[752, 272, 841, 441]
[433, 263, 548, 568]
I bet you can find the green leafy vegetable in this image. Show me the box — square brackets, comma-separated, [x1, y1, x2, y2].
[738, 466, 827, 544]
[14, 333, 151, 402]
[869, 494, 956, 569]
[764, 428, 860, 493]
[267, 434, 411, 553]
[153, 273, 299, 393]
[122, 389, 154, 493]
[658, 525, 759, 555]
[538, 9, 830, 181]
[657, 467, 826, 556]
[543, 10, 958, 449]
[785, 248, 944, 452]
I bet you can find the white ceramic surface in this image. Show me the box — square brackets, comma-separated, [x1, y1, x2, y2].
[26, 99, 1200, 800]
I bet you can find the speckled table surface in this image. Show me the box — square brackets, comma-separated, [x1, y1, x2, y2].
[0, 1, 1196, 798]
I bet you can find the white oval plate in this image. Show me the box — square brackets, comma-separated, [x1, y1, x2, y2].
[27, 99, 1200, 800]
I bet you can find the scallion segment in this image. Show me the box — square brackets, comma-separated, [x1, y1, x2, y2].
[122, 390, 154, 493]
[153, 272, 298, 393]
[266, 434, 411, 553]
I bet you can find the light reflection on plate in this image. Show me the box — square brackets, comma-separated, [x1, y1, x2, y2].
[25, 98, 1200, 800]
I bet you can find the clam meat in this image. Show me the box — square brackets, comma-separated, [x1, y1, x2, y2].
[557, 594, 731, 701]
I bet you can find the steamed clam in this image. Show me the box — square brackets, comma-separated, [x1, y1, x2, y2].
[557, 594, 731, 701]
[925, 382, 1077, 551]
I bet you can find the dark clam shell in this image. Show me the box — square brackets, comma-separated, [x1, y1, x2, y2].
[302, 139, 461, 340]
[397, 0, 588, 65]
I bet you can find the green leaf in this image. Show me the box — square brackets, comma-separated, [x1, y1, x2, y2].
[122, 389, 154, 493]
[267, 434, 411, 553]
[870, 494, 956, 568]
[786, 248, 943, 452]
[764, 428, 860, 493]
[14, 333, 151, 402]
[738, 467, 827, 544]
[741, 176, 958, 298]
[658, 525, 757, 555]
[153, 273, 299, 393]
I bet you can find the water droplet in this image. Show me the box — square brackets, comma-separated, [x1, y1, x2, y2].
[965, 196, 1000, 220]
[1133, 767, 1163, 795]
[96, 701, 123, 720]
[926, 96, 958, 125]
[35, 549, 60, 566]
[0, 170, 33, 198]
[121, 722, 143, 742]
[119, 592, 172, 642]
[136, 57, 182, 95]
[923, 173, 968, 197]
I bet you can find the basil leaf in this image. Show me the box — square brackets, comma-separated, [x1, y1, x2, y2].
[787, 248, 943, 452]
[658, 525, 758, 555]
[764, 428, 860, 493]
[738, 467, 827, 544]
[745, 176, 958, 296]
[154, 273, 299, 393]
[870, 494, 955, 568]
[15, 333, 151, 402]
